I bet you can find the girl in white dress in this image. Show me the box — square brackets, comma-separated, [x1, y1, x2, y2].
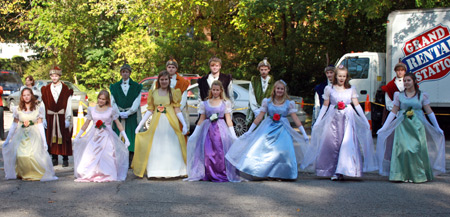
[301, 66, 378, 180]
[2, 88, 57, 181]
[73, 90, 130, 182]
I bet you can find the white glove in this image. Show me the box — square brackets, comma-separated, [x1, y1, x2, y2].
[120, 131, 130, 147]
[229, 126, 237, 140]
[135, 111, 152, 134]
[43, 119, 47, 129]
[73, 129, 85, 145]
[120, 112, 128, 119]
[314, 105, 328, 126]
[65, 120, 70, 128]
[377, 112, 395, 134]
[176, 112, 188, 135]
[298, 125, 309, 142]
[3, 122, 18, 147]
[38, 123, 48, 151]
[355, 105, 370, 129]
[427, 112, 444, 134]
[241, 123, 257, 138]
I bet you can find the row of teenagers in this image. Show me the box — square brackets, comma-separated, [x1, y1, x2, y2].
[2, 57, 446, 184]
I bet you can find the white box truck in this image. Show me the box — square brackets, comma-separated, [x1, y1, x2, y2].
[335, 8, 450, 132]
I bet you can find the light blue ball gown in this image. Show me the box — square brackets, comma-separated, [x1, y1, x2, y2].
[225, 98, 307, 179]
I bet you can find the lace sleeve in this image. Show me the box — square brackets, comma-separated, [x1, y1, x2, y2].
[393, 92, 401, 107]
[225, 100, 232, 114]
[421, 92, 430, 106]
[198, 101, 206, 114]
[288, 100, 298, 114]
[12, 106, 19, 119]
[322, 86, 331, 101]
[85, 107, 93, 120]
[38, 106, 45, 119]
[351, 86, 359, 99]
[260, 98, 269, 113]
[111, 107, 120, 120]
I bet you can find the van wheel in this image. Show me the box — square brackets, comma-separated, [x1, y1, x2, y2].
[232, 113, 248, 137]
[9, 99, 16, 109]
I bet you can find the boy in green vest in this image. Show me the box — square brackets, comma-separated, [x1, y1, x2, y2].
[110, 64, 143, 167]
[246, 57, 274, 124]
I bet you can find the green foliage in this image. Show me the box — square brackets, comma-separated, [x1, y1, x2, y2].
[2, 0, 449, 104]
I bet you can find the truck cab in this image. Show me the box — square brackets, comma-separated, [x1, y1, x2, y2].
[335, 52, 386, 130]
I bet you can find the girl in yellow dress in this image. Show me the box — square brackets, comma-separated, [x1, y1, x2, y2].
[2, 88, 57, 181]
[133, 70, 189, 178]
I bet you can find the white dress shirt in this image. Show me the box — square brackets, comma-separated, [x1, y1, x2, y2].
[385, 77, 405, 111]
[249, 75, 271, 114]
[43, 82, 72, 124]
[111, 79, 142, 116]
[312, 80, 332, 122]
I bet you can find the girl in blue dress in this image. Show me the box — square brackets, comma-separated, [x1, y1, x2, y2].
[376, 73, 445, 183]
[225, 80, 308, 180]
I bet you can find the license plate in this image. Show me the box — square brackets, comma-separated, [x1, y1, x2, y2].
[4, 90, 11, 95]
[72, 95, 80, 100]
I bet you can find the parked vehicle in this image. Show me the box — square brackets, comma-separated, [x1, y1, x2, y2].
[6, 80, 88, 113]
[335, 8, 450, 131]
[0, 70, 23, 104]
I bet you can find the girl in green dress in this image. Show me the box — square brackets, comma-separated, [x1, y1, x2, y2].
[376, 73, 445, 183]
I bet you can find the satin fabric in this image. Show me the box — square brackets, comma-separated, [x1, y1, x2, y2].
[2, 107, 57, 181]
[185, 101, 241, 182]
[132, 89, 187, 178]
[301, 87, 378, 177]
[73, 107, 129, 182]
[376, 92, 445, 182]
[226, 99, 307, 180]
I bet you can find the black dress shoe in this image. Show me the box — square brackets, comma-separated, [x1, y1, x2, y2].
[62, 160, 69, 167]
[52, 158, 58, 166]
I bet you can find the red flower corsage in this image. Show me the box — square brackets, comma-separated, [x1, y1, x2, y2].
[272, 113, 281, 121]
[95, 120, 106, 129]
[336, 101, 347, 110]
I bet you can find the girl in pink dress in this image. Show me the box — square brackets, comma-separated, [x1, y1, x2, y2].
[73, 90, 130, 182]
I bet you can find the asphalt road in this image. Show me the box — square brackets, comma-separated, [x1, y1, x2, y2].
[0, 110, 449, 217]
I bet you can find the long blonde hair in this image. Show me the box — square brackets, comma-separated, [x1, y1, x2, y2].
[270, 80, 290, 103]
[207, 80, 228, 101]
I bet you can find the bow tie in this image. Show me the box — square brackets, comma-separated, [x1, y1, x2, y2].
[123, 82, 127, 85]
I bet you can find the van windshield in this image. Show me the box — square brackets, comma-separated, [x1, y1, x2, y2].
[0, 72, 21, 83]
